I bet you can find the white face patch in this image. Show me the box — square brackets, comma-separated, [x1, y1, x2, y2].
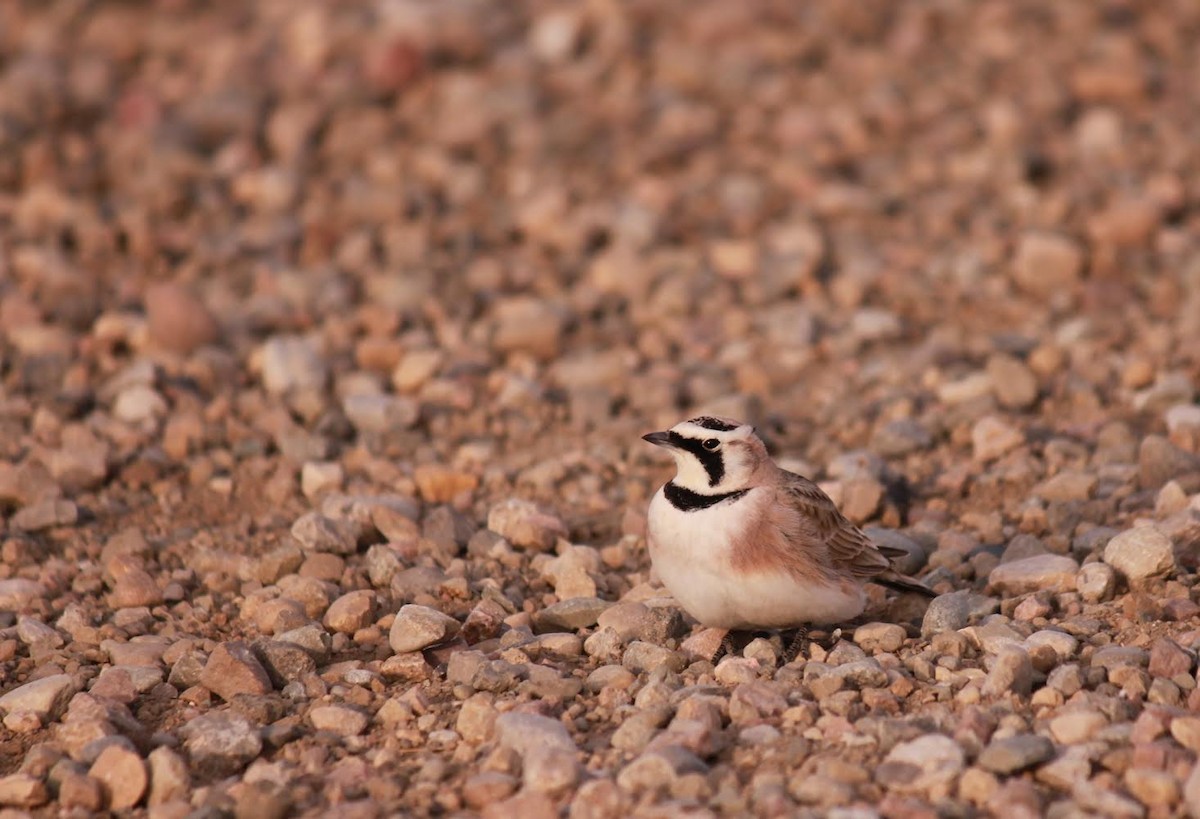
[663, 419, 759, 494]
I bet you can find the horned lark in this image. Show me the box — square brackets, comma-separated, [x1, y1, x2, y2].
[642, 416, 932, 653]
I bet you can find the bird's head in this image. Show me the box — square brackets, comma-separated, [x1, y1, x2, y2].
[642, 416, 768, 494]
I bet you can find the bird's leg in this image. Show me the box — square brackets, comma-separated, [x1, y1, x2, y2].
[783, 627, 810, 663]
[711, 630, 738, 663]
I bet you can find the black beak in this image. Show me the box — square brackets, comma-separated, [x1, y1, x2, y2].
[642, 431, 674, 448]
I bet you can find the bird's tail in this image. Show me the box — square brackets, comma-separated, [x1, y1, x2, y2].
[876, 572, 937, 598]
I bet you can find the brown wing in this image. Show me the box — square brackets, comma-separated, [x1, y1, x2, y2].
[776, 472, 893, 580]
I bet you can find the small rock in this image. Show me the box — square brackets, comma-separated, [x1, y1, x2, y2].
[260, 335, 328, 394]
[1035, 470, 1096, 502]
[309, 704, 368, 736]
[972, 416, 1024, 462]
[982, 645, 1033, 698]
[0, 579, 45, 611]
[300, 461, 344, 499]
[1076, 562, 1117, 603]
[977, 734, 1054, 774]
[871, 418, 933, 457]
[1011, 231, 1084, 296]
[491, 296, 564, 360]
[1125, 767, 1179, 808]
[1049, 710, 1107, 744]
[181, 711, 263, 776]
[623, 641, 685, 674]
[0, 674, 75, 720]
[388, 604, 460, 654]
[1172, 717, 1200, 752]
[88, 744, 147, 810]
[199, 642, 273, 701]
[880, 734, 965, 795]
[414, 465, 478, 503]
[1103, 526, 1176, 583]
[1148, 638, 1193, 678]
[922, 591, 989, 636]
[57, 771, 104, 811]
[597, 601, 686, 643]
[989, 554, 1079, 594]
[109, 569, 164, 608]
[0, 772, 48, 807]
[487, 499, 566, 551]
[290, 512, 359, 555]
[1139, 435, 1200, 490]
[494, 712, 579, 793]
[323, 590, 375, 634]
[146, 746, 189, 806]
[853, 622, 906, 653]
[987, 354, 1039, 410]
[113, 385, 168, 424]
[145, 282, 219, 354]
[11, 498, 78, 531]
[533, 597, 611, 633]
[342, 393, 420, 434]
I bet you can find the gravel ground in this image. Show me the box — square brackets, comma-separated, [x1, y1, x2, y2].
[2, 0, 1200, 816]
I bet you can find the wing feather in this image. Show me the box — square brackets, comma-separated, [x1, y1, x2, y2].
[776, 472, 893, 580]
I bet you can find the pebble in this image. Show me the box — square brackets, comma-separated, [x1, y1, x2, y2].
[1171, 717, 1200, 752]
[1034, 470, 1096, 502]
[0, 674, 75, 720]
[880, 734, 965, 795]
[1049, 710, 1107, 744]
[413, 465, 478, 503]
[388, 604, 460, 653]
[872, 418, 933, 457]
[301, 461, 344, 499]
[921, 591, 979, 636]
[88, 744, 147, 809]
[1010, 231, 1084, 296]
[596, 601, 685, 643]
[144, 282, 219, 354]
[260, 335, 328, 394]
[972, 416, 1024, 462]
[1147, 637, 1193, 678]
[982, 645, 1032, 698]
[323, 591, 376, 634]
[109, 569, 164, 608]
[988, 554, 1079, 594]
[199, 641, 274, 701]
[146, 747, 190, 806]
[1103, 526, 1176, 583]
[309, 705, 369, 736]
[342, 393, 420, 434]
[987, 354, 1039, 410]
[1139, 435, 1200, 490]
[290, 511, 360, 555]
[487, 499, 567, 551]
[113, 385, 168, 424]
[977, 734, 1054, 774]
[0, 579, 46, 611]
[1076, 562, 1117, 603]
[623, 641, 685, 674]
[11, 498, 78, 531]
[0, 773, 48, 807]
[456, 694, 498, 743]
[542, 547, 599, 599]
[181, 711, 263, 775]
[533, 597, 611, 633]
[494, 711, 580, 792]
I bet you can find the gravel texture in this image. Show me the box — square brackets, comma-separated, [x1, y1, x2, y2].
[2, 0, 1200, 816]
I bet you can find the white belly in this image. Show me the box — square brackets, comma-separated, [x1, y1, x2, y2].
[646, 488, 866, 630]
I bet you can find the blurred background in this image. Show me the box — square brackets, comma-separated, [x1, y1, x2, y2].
[1, 0, 1198, 535]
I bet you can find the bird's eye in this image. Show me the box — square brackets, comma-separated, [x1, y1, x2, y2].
[702, 438, 720, 450]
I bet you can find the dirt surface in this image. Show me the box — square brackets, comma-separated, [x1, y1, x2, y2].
[3, 0, 1200, 816]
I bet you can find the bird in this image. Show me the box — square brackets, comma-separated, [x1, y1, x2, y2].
[642, 415, 933, 657]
